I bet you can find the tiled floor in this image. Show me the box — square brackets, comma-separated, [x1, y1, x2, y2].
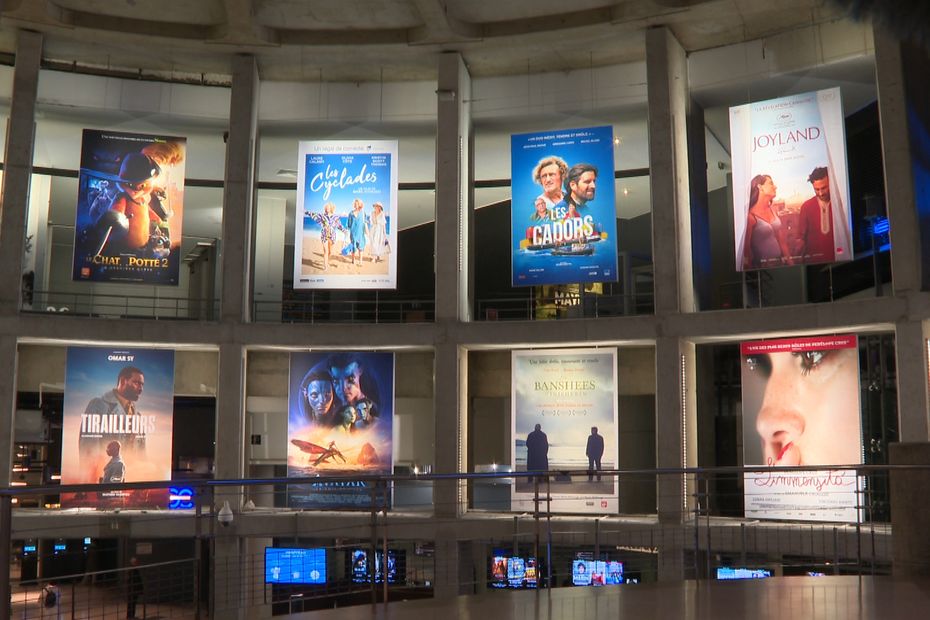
[295, 576, 930, 620]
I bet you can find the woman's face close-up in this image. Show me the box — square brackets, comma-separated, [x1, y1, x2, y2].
[752, 347, 860, 467]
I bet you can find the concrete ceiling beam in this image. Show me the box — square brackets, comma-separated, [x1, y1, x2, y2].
[208, 0, 278, 47]
[408, 0, 481, 44]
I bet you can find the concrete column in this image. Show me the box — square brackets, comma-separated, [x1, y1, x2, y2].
[435, 52, 472, 322]
[220, 55, 259, 323]
[655, 336, 696, 526]
[211, 342, 247, 618]
[894, 320, 930, 441]
[215, 343, 246, 481]
[873, 27, 923, 295]
[433, 342, 466, 519]
[646, 26, 695, 315]
[0, 30, 42, 315]
[433, 530, 466, 600]
[889, 443, 930, 576]
[0, 337, 19, 487]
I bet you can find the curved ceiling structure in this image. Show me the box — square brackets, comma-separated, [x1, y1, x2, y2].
[0, 0, 848, 82]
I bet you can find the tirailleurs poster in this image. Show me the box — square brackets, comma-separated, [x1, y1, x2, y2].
[61, 346, 175, 508]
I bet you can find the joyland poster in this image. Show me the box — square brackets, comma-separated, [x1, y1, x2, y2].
[512, 348, 618, 513]
[730, 88, 852, 271]
[294, 141, 398, 289]
[510, 126, 618, 287]
[287, 352, 394, 509]
[740, 335, 863, 522]
[60, 347, 175, 509]
[72, 129, 186, 285]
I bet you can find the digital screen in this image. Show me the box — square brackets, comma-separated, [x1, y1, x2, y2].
[573, 559, 613, 586]
[491, 556, 508, 588]
[265, 548, 326, 584]
[83, 537, 92, 546]
[716, 567, 771, 580]
[53, 544, 66, 554]
[23, 545, 36, 554]
[606, 561, 624, 585]
[349, 549, 400, 584]
[491, 556, 537, 589]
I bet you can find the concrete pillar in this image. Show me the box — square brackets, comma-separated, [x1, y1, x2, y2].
[889, 443, 930, 576]
[873, 27, 923, 295]
[433, 342, 466, 519]
[211, 343, 246, 618]
[646, 26, 694, 315]
[0, 30, 42, 315]
[220, 54, 259, 323]
[894, 320, 930, 441]
[655, 336, 696, 529]
[435, 52, 472, 322]
[432, 529, 460, 600]
[0, 337, 19, 487]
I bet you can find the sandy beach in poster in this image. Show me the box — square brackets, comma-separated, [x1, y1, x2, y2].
[299, 235, 390, 278]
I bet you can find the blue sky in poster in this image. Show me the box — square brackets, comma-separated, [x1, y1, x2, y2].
[510, 126, 618, 287]
[301, 152, 393, 233]
[63, 347, 175, 418]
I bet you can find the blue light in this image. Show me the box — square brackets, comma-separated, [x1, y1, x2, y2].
[168, 487, 194, 510]
[869, 216, 890, 236]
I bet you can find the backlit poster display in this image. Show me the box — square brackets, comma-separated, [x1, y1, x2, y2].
[730, 88, 852, 271]
[294, 141, 398, 289]
[511, 126, 618, 287]
[287, 352, 394, 509]
[72, 129, 186, 284]
[60, 347, 175, 508]
[512, 348, 618, 513]
[740, 334, 862, 522]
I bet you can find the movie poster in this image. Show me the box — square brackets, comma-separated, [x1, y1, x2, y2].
[740, 335, 863, 522]
[730, 88, 853, 271]
[294, 141, 398, 289]
[72, 130, 186, 284]
[511, 126, 618, 287]
[511, 348, 618, 513]
[287, 352, 394, 509]
[60, 347, 175, 508]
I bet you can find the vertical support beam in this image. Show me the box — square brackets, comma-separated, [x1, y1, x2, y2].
[0, 30, 43, 316]
[220, 54, 259, 324]
[894, 320, 930, 441]
[433, 343, 466, 518]
[432, 342, 466, 600]
[655, 336, 695, 580]
[211, 343, 246, 618]
[646, 26, 694, 315]
[435, 52, 472, 322]
[0, 337, 18, 488]
[873, 27, 923, 295]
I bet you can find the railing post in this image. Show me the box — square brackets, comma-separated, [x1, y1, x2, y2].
[369, 482, 377, 606]
[0, 495, 10, 620]
[533, 475, 540, 592]
[381, 480, 389, 604]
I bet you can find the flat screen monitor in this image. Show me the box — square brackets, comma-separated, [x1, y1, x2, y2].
[349, 549, 401, 584]
[490, 556, 537, 589]
[264, 547, 326, 584]
[23, 545, 36, 554]
[716, 567, 771, 580]
[491, 556, 508, 588]
[572, 560, 607, 586]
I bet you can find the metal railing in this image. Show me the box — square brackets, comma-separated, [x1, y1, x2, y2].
[24, 291, 218, 321]
[0, 463, 917, 619]
[254, 296, 435, 324]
